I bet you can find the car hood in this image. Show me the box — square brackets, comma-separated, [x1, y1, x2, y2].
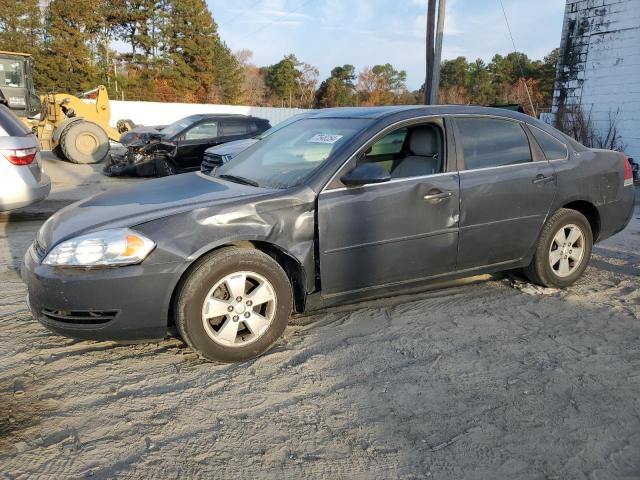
[204, 138, 258, 157]
[120, 126, 167, 147]
[37, 173, 277, 251]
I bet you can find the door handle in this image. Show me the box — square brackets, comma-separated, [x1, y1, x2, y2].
[532, 174, 555, 185]
[423, 190, 453, 202]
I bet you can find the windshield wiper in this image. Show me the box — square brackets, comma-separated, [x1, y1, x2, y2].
[218, 174, 260, 187]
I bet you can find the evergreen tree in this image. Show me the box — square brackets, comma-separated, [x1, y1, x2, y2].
[266, 55, 301, 105]
[40, 0, 99, 93]
[212, 40, 243, 104]
[161, 0, 217, 102]
[315, 65, 356, 107]
[0, 0, 41, 52]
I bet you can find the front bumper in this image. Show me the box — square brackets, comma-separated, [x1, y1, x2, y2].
[21, 246, 183, 341]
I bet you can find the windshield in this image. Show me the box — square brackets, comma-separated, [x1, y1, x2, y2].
[0, 58, 25, 88]
[255, 113, 310, 139]
[216, 118, 370, 189]
[161, 118, 195, 138]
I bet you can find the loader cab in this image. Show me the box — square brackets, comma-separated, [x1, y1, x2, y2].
[0, 52, 40, 118]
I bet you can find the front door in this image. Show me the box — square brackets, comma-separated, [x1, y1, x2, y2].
[317, 120, 460, 296]
[453, 116, 557, 269]
[179, 120, 220, 169]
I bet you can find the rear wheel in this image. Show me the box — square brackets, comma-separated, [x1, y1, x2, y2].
[524, 208, 593, 288]
[59, 121, 110, 164]
[175, 248, 293, 363]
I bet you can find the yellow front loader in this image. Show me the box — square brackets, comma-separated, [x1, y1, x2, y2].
[0, 51, 133, 164]
[34, 86, 133, 164]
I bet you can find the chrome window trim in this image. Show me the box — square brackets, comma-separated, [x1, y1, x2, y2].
[527, 124, 569, 162]
[320, 171, 455, 194]
[458, 161, 544, 175]
[320, 114, 444, 194]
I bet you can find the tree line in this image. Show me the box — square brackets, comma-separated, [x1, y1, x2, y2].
[0, 0, 558, 113]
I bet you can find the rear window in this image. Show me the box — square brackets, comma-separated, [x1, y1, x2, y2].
[456, 117, 532, 170]
[529, 126, 568, 160]
[0, 105, 31, 136]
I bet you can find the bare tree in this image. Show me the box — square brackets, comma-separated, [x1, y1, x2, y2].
[555, 104, 626, 151]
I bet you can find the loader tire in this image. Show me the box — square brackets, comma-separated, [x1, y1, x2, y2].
[117, 119, 135, 134]
[60, 121, 110, 164]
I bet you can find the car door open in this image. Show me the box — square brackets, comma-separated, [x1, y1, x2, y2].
[317, 118, 460, 297]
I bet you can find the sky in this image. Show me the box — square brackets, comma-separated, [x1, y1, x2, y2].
[208, 0, 567, 90]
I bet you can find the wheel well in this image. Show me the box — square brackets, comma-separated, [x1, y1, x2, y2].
[561, 201, 601, 241]
[168, 241, 307, 326]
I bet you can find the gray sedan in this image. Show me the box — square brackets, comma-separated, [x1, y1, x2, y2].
[22, 106, 635, 363]
[0, 105, 50, 211]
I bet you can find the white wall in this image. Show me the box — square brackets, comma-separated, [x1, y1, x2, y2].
[108, 101, 312, 128]
[553, 0, 640, 159]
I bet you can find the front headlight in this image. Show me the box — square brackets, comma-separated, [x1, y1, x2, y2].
[43, 229, 155, 267]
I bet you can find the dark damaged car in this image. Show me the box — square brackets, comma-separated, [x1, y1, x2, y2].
[105, 114, 270, 177]
[23, 106, 635, 363]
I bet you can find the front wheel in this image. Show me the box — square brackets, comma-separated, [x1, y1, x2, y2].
[175, 248, 293, 363]
[59, 121, 110, 164]
[154, 156, 178, 177]
[524, 208, 593, 288]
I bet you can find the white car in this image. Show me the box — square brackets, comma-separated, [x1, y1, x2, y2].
[0, 105, 50, 211]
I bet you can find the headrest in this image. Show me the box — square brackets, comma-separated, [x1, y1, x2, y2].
[409, 126, 438, 157]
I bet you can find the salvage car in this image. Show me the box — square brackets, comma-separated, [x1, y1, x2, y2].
[105, 114, 270, 177]
[0, 104, 50, 211]
[22, 106, 635, 363]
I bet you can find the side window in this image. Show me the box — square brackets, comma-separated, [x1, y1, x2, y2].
[368, 129, 407, 157]
[184, 121, 218, 140]
[456, 118, 532, 170]
[360, 124, 443, 179]
[529, 126, 568, 160]
[223, 120, 250, 136]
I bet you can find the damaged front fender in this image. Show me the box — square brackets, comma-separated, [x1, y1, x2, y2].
[133, 182, 318, 294]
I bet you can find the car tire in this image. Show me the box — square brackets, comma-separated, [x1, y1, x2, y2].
[154, 156, 178, 177]
[60, 121, 110, 164]
[524, 208, 593, 288]
[174, 247, 293, 363]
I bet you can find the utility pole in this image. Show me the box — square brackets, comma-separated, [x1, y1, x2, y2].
[424, 0, 436, 104]
[430, 0, 446, 105]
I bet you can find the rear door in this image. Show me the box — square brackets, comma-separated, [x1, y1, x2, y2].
[453, 116, 556, 269]
[177, 120, 220, 169]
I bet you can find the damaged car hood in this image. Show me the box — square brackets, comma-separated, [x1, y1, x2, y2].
[37, 173, 284, 251]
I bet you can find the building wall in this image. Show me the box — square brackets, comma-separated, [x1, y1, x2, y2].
[107, 101, 311, 128]
[553, 0, 640, 159]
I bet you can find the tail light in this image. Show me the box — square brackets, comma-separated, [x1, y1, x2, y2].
[621, 153, 633, 187]
[1, 147, 37, 166]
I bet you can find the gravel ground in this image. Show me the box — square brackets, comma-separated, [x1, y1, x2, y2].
[1, 209, 639, 479]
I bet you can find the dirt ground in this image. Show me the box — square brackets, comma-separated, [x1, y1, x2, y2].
[1, 208, 639, 479]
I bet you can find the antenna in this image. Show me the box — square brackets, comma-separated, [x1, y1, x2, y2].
[498, 0, 536, 116]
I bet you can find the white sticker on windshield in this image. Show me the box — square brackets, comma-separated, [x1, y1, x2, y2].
[308, 133, 343, 144]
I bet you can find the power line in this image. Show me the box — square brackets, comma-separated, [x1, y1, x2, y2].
[498, 0, 536, 116]
[237, 0, 315, 42]
[219, 0, 264, 30]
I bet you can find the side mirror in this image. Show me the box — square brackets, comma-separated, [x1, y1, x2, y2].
[341, 163, 391, 187]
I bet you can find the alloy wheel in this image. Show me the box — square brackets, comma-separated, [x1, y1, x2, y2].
[201, 271, 277, 347]
[548, 223, 585, 278]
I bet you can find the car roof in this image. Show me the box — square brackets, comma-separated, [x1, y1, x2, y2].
[183, 114, 268, 122]
[308, 105, 538, 122]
